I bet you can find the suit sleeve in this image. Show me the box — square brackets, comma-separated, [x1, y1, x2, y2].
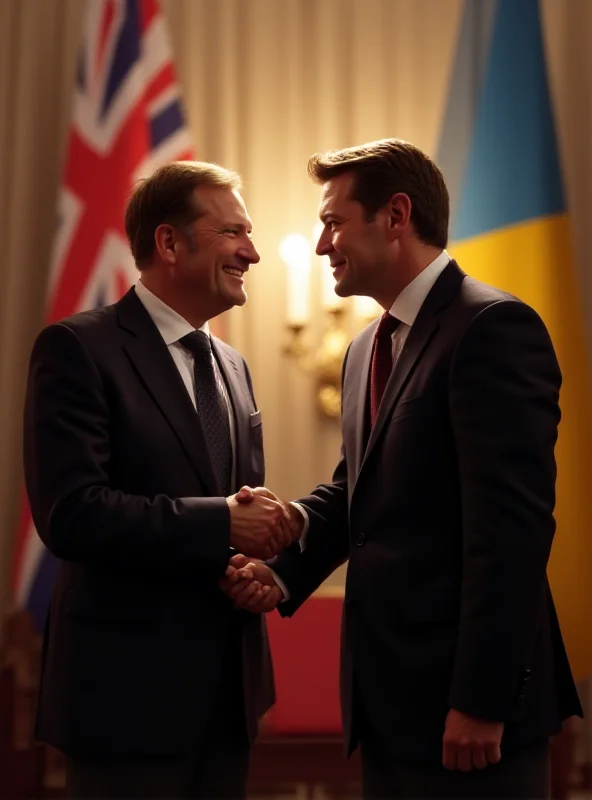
[23, 323, 230, 576]
[271, 349, 352, 615]
[447, 299, 561, 720]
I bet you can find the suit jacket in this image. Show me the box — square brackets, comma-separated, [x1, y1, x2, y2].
[273, 261, 582, 763]
[24, 288, 274, 757]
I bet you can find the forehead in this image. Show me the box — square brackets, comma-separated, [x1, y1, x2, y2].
[194, 185, 252, 226]
[318, 172, 357, 216]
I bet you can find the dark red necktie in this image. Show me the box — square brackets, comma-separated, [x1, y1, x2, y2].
[369, 311, 400, 427]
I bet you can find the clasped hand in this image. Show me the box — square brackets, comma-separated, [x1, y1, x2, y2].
[220, 553, 282, 613]
[226, 485, 302, 560]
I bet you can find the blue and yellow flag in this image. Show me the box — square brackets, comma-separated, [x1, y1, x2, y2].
[437, 0, 592, 679]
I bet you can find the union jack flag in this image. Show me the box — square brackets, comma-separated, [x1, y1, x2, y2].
[12, 0, 194, 630]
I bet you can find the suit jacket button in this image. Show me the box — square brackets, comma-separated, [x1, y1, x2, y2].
[356, 532, 366, 546]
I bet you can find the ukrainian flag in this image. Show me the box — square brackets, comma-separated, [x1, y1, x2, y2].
[437, 0, 592, 678]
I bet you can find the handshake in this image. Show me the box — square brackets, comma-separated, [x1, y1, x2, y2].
[226, 485, 303, 560]
[222, 486, 299, 614]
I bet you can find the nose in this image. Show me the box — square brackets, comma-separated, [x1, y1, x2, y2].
[239, 238, 260, 264]
[316, 227, 334, 257]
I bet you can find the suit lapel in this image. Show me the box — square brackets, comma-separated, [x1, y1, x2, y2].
[359, 261, 466, 475]
[343, 322, 377, 479]
[117, 289, 219, 495]
[362, 315, 439, 467]
[211, 338, 251, 490]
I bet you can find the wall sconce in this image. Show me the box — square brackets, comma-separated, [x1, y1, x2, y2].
[280, 229, 380, 419]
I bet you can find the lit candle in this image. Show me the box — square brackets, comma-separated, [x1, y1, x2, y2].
[279, 234, 311, 326]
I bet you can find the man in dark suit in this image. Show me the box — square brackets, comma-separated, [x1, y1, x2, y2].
[221, 139, 583, 798]
[23, 161, 296, 799]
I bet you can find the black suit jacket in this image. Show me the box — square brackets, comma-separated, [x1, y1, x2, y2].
[23, 288, 274, 756]
[273, 261, 582, 762]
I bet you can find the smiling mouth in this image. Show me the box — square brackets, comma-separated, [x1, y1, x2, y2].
[222, 266, 246, 278]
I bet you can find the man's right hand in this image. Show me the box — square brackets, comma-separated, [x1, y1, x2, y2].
[227, 491, 293, 559]
[235, 486, 305, 542]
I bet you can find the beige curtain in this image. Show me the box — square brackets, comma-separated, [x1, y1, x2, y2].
[0, 0, 591, 633]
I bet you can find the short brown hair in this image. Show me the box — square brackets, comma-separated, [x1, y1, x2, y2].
[308, 139, 449, 248]
[125, 161, 241, 267]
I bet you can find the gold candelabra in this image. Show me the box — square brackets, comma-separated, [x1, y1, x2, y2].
[284, 307, 350, 418]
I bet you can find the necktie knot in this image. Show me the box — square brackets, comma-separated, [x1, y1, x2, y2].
[375, 311, 399, 341]
[179, 330, 212, 360]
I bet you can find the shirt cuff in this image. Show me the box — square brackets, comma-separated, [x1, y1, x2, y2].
[290, 502, 309, 551]
[268, 568, 290, 602]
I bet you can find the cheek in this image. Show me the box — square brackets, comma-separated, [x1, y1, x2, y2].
[215, 243, 235, 264]
[182, 255, 213, 283]
[339, 236, 360, 263]
[333, 233, 347, 252]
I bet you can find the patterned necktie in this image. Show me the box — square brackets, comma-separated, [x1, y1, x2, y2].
[369, 311, 400, 427]
[180, 331, 232, 496]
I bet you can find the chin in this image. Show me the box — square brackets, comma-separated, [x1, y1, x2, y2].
[227, 291, 247, 307]
[334, 280, 356, 298]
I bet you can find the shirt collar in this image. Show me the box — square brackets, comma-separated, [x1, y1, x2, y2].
[134, 280, 210, 345]
[389, 250, 450, 326]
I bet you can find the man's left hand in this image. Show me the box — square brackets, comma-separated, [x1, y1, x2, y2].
[220, 554, 282, 613]
[442, 709, 503, 771]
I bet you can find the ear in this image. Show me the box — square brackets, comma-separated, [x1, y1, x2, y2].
[386, 193, 412, 240]
[154, 223, 178, 265]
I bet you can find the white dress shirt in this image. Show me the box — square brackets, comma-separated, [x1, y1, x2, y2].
[388, 249, 451, 357]
[134, 280, 237, 491]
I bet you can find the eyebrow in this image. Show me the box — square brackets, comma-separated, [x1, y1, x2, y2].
[221, 221, 253, 233]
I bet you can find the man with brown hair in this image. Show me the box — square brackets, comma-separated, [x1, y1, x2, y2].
[23, 160, 296, 798]
[223, 139, 582, 797]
